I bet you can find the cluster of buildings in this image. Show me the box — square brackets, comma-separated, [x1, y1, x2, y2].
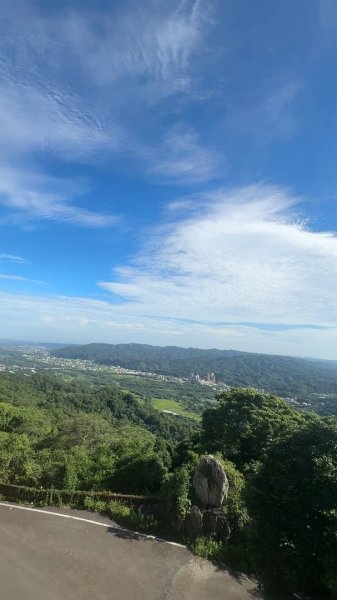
[191, 372, 216, 385]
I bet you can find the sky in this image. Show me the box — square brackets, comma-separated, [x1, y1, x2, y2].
[1, 0, 337, 359]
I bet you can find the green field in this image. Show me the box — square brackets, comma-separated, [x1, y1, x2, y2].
[151, 397, 201, 420]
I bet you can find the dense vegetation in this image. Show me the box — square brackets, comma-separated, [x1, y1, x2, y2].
[199, 389, 337, 598]
[52, 342, 337, 403]
[1, 370, 337, 598]
[0, 372, 198, 493]
[60, 369, 214, 417]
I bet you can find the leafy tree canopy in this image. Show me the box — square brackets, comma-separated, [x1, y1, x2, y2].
[201, 388, 305, 470]
[247, 416, 337, 598]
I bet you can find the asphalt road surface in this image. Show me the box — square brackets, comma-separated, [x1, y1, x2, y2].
[0, 503, 262, 600]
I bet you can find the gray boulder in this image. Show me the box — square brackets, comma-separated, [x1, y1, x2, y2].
[185, 505, 203, 540]
[193, 455, 229, 507]
[203, 508, 231, 541]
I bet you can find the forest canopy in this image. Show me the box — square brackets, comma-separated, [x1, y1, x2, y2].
[1, 371, 337, 598]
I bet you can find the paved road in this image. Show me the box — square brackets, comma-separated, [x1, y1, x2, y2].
[0, 503, 262, 600]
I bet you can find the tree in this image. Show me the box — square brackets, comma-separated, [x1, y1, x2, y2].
[201, 388, 304, 470]
[247, 417, 337, 598]
[54, 413, 115, 450]
[0, 433, 41, 485]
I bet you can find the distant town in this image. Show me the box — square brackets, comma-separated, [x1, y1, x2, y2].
[1, 341, 336, 417]
[0, 342, 231, 391]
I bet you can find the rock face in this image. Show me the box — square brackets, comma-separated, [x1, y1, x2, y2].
[203, 508, 231, 541]
[185, 505, 203, 540]
[184, 505, 231, 542]
[193, 455, 229, 507]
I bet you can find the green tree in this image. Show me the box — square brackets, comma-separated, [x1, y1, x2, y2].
[201, 388, 304, 470]
[0, 433, 41, 485]
[54, 413, 115, 450]
[247, 417, 337, 598]
[63, 445, 91, 490]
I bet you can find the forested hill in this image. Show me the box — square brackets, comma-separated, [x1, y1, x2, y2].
[0, 371, 199, 493]
[52, 342, 337, 398]
[2, 372, 337, 597]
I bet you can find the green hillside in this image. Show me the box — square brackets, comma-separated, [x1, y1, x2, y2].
[2, 370, 337, 598]
[52, 342, 337, 399]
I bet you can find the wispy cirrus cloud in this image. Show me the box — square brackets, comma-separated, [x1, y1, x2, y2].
[0, 0, 212, 156]
[98, 184, 337, 329]
[147, 126, 221, 183]
[225, 81, 303, 146]
[0, 288, 336, 358]
[0, 0, 210, 89]
[0, 0, 217, 226]
[65, 1, 209, 86]
[0, 253, 25, 263]
[0, 274, 46, 284]
[0, 80, 120, 161]
[0, 165, 119, 227]
[1, 182, 337, 357]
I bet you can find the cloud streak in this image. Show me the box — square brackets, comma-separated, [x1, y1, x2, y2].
[0, 0, 218, 227]
[0, 0, 212, 160]
[147, 127, 221, 183]
[0, 274, 46, 284]
[0, 289, 336, 359]
[0, 165, 119, 227]
[62, 0, 210, 87]
[2, 182, 337, 357]
[0, 253, 25, 263]
[99, 184, 337, 327]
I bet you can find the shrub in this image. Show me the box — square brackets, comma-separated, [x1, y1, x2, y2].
[192, 537, 224, 561]
[107, 499, 131, 521]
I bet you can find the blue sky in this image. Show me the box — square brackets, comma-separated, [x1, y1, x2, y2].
[1, 0, 337, 358]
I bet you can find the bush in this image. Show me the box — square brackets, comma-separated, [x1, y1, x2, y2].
[107, 499, 131, 521]
[161, 462, 192, 518]
[192, 537, 224, 561]
[106, 499, 158, 532]
[215, 456, 249, 533]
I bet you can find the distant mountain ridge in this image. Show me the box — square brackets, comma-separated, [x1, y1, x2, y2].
[52, 342, 337, 399]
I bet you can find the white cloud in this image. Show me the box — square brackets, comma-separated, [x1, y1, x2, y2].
[0, 165, 119, 227]
[0, 253, 25, 263]
[0, 290, 336, 359]
[147, 127, 221, 183]
[2, 178, 337, 359]
[0, 274, 46, 284]
[98, 184, 337, 329]
[61, 0, 209, 87]
[0, 0, 217, 227]
[0, 0, 210, 157]
[0, 80, 119, 161]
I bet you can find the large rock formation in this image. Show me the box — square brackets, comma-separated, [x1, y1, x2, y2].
[203, 508, 231, 541]
[184, 505, 231, 542]
[193, 455, 229, 507]
[185, 505, 203, 539]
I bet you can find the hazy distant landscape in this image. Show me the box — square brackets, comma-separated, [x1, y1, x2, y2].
[2, 339, 337, 419]
[52, 341, 337, 416]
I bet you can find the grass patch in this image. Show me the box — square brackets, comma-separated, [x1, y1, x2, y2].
[84, 497, 159, 533]
[191, 537, 224, 561]
[151, 398, 201, 420]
